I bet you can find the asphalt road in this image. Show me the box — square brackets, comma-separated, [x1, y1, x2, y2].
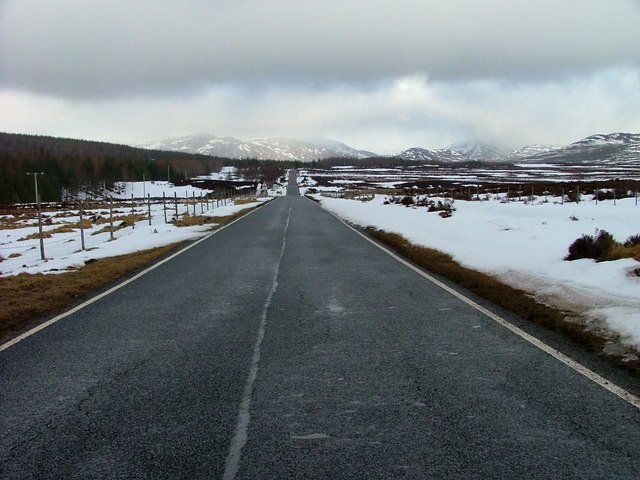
[1, 172, 639, 479]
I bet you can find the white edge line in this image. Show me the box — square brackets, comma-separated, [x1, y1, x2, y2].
[306, 196, 640, 410]
[0, 199, 276, 352]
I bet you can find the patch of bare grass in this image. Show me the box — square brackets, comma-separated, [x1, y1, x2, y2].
[0, 217, 35, 230]
[172, 213, 220, 227]
[18, 231, 53, 241]
[0, 245, 178, 339]
[235, 196, 259, 205]
[366, 227, 640, 375]
[90, 217, 140, 236]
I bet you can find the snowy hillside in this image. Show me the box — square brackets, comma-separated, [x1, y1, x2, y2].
[396, 147, 469, 163]
[447, 141, 505, 162]
[516, 133, 640, 165]
[506, 145, 562, 160]
[141, 135, 375, 161]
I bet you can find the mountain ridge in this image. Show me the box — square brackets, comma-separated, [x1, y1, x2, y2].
[141, 134, 375, 161]
[140, 132, 640, 165]
[514, 132, 640, 165]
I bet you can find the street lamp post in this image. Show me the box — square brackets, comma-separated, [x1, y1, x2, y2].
[26, 172, 46, 260]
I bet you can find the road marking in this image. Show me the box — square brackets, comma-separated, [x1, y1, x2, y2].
[223, 202, 293, 480]
[309, 197, 640, 410]
[0, 200, 275, 353]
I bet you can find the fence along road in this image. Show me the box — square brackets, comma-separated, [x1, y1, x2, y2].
[1, 171, 640, 479]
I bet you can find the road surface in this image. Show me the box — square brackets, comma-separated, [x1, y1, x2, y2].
[1, 172, 639, 479]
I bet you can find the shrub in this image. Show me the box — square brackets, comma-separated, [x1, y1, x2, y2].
[400, 195, 415, 206]
[624, 234, 640, 248]
[565, 229, 616, 261]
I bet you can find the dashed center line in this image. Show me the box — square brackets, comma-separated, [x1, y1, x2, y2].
[222, 203, 293, 480]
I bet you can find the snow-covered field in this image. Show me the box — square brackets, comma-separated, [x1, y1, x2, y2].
[0, 181, 279, 277]
[313, 193, 640, 350]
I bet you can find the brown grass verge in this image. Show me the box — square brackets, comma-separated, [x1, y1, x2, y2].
[0, 245, 177, 339]
[365, 227, 640, 376]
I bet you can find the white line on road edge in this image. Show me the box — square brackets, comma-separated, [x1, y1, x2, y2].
[0, 199, 276, 353]
[308, 198, 640, 410]
[223, 202, 293, 480]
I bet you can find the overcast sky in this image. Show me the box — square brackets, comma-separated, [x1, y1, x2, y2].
[1, 0, 639, 153]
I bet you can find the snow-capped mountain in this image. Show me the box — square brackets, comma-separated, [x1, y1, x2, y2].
[506, 144, 562, 160]
[141, 134, 375, 161]
[572, 132, 640, 146]
[446, 141, 505, 162]
[396, 147, 469, 163]
[515, 133, 640, 165]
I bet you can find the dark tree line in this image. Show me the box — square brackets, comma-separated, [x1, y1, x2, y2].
[0, 133, 249, 203]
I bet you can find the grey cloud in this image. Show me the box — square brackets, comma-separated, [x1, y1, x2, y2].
[3, 68, 639, 153]
[1, 0, 639, 99]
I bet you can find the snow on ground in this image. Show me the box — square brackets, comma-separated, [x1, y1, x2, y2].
[314, 193, 640, 349]
[112, 181, 213, 199]
[201, 166, 241, 181]
[1, 194, 271, 277]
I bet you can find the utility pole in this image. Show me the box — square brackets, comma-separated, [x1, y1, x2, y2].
[142, 172, 146, 198]
[26, 172, 46, 260]
[167, 164, 170, 183]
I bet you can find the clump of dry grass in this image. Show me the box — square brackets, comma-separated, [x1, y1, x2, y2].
[235, 196, 259, 205]
[17, 220, 95, 240]
[90, 217, 141, 236]
[0, 217, 34, 230]
[366, 227, 640, 375]
[0, 245, 177, 338]
[18, 231, 53, 241]
[172, 214, 220, 227]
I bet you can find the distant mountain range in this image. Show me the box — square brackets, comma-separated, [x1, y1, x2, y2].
[511, 133, 640, 165]
[142, 132, 640, 165]
[397, 133, 639, 165]
[141, 134, 375, 161]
